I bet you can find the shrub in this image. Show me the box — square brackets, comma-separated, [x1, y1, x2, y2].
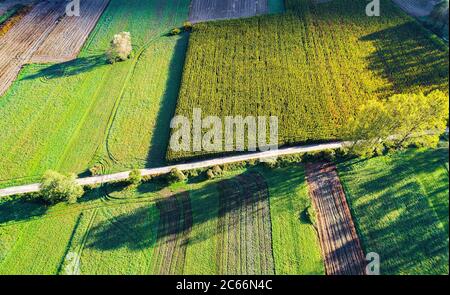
[142, 175, 152, 182]
[262, 159, 278, 169]
[39, 171, 84, 205]
[212, 165, 223, 176]
[206, 169, 215, 180]
[170, 28, 181, 35]
[128, 169, 142, 185]
[183, 21, 193, 31]
[185, 169, 201, 178]
[306, 206, 317, 227]
[167, 168, 186, 184]
[107, 32, 132, 63]
[89, 165, 102, 176]
[321, 149, 337, 161]
[83, 183, 100, 191]
[222, 161, 246, 171]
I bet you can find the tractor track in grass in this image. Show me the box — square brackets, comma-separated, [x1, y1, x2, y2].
[103, 0, 188, 169]
[151, 192, 192, 274]
[305, 162, 366, 275]
[56, 208, 98, 274]
[216, 172, 274, 275]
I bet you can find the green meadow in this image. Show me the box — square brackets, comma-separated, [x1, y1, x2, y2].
[0, 0, 191, 188]
[0, 165, 324, 275]
[338, 145, 449, 274]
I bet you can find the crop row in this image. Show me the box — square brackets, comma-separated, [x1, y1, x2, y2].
[167, 0, 449, 161]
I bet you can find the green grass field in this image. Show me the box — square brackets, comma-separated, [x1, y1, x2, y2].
[0, 165, 324, 275]
[168, 0, 449, 161]
[338, 146, 449, 274]
[0, 0, 191, 188]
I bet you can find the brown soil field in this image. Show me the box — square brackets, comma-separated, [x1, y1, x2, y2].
[31, 0, 110, 63]
[189, 0, 269, 23]
[305, 162, 366, 275]
[0, 0, 66, 96]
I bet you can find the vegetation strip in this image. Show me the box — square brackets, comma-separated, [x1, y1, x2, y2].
[217, 172, 275, 274]
[169, 0, 449, 162]
[305, 162, 366, 275]
[152, 192, 192, 274]
[0, 142, 345, 197]
[337, 147, 449, 274]
[0, 0, 191, 188]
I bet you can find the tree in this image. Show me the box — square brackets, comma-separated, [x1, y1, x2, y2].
[183, 21, 193, 31]
[170, 28, 181, 35]
[39, 171, 84, 205]
[345, 90, 449, 157]
[343, 99, 392, 157]
[107, 32, 132, 63]
[167, 168, 186, 184]
[206, 169, 215, 180]
[387, 90, 449, 149]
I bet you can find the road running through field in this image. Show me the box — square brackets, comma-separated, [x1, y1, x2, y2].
[305, 162, 366, 275]
[0, 141, 345, 197]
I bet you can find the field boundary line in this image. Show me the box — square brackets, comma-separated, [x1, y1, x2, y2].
[0, 142, 345, 197]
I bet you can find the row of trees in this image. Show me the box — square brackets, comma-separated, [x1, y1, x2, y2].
[35, 90, 448, 205]
[344, 90, 449, 157]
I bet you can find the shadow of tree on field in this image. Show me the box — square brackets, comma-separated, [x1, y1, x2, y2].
[84, 205, 159, 251]
[339, 147, 449, 274]
[21, 54, 108, 81]
[0, 197, 48, 224]
[84, 171, 272, 252]
[145, 33, 190, 168]
[360, 22, 449, 96]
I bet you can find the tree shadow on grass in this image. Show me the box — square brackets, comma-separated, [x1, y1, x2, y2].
[145, 33, 190, 168]
[20, 54, 108, 81]
[340, 148, 449, 274]
[84, 171, 272, 252]
[0, 197, 48, 224]
[360, 21, 449, 95]
[84, 205, 160, 251]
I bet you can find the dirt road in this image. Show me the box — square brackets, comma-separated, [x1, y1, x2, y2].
[0, 141, 344, 197]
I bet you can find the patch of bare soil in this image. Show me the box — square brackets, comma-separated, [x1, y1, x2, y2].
[189, 0, 269, 23]
[31, 0, 110, 63]
[306, 162, 366, 275]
